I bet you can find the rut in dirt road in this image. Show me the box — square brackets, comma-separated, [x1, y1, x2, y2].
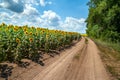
[65, 39, 110, 80]
[33, 38, 110, 80]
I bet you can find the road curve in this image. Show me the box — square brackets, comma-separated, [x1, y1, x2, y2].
[32, 38, 110, 80]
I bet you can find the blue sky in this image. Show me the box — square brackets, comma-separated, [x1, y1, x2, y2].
[0, 0, 89, 33]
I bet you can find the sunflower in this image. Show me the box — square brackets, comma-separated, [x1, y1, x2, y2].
[32, 26, 34, 29]
[23, 28, 27, 31]
[16, 38, 20, 43]
[29, 38, 33, 42]
[14, 26, 18, 31]
[37, 27, 40, 30]
[24, 31, 28, 35]
[42, 30, 45, 33]
[2, 22, 5, 26]
[29, 32, 32, 35]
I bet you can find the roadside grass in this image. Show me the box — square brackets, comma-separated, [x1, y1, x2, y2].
[96, 39, 120, 53]
[85, 38, 88, 44]
[74, 53, 80, 60]
[106, 65, 118, 77]
[94, 40, 120, 80]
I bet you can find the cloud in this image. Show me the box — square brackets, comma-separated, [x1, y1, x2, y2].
[40, 0, 52, 6]
[0, 3, 41, 26]
[23, 0, 39, 6]
[0, 0, 24, 13]
[40, 11, 86, 33]
[41, 10, 61, 28]
[0, 5, 86, 33]
[21, 4, 42, 25]
[61, 17, 86, 33]
[40, 0, 45, 6]
[22, 4, 39, 16]
[0, 12, 11, 22]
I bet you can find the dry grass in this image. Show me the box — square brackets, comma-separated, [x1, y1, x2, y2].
[73, 53, 80, 60]
[95, 41, 120, 80]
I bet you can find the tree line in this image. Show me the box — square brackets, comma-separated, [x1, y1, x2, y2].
[86, 0, 120, 42]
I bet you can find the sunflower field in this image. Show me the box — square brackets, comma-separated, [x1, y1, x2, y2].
[0, 23, 81, 62]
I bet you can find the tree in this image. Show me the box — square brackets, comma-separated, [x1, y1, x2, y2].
[86, 0, 120, 42]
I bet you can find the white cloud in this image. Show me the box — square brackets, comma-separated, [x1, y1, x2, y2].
[40, 11, 86, 33]
[40, 0, 52, 6]
[41, 10, 60, 20]
[24, 0, 39, 5]
[41, 10, 61, 28]
[61, 17, 86, 33]
[0, 2, 86, 33]
[13, 0, 19, 3]
[22, 4, 39, 16]
[79, 18, 86, 23]
[40, 0, 45, 6]
[0, 12, 11, 21]
[0, 12, 10, 19]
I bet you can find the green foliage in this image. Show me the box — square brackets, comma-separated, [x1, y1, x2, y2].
[86, 0, 120, 42]
[0, 23, 81, 62]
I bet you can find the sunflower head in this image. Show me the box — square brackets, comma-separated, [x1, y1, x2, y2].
[32, 26, 35, 29]
[30, 32, 32, 35]
[29, 38, 33, 42]
[14, 26, 18, 31]
[23, 28, 27, 32]
[24, 31, 28, 35]
[16, 38, 20, 43]
[2, 22, 5, 26]
[42, 30, 45, 33]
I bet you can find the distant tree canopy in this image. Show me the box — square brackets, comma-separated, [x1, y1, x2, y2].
[86, 0, 120, 42]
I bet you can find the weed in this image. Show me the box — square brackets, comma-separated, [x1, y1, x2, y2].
[85, 38, 88, 44]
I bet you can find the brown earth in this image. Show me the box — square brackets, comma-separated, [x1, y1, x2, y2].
[0, 38, 110, 80]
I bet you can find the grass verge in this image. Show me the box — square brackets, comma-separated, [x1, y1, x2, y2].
[94, 40, 120, 80]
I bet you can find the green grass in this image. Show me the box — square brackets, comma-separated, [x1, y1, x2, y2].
[95, 39, 120, 53]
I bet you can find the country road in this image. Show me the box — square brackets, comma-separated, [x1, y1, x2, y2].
[0, 0, 119, 80]
[32, 38, 110, 80]
[4, 38, 110, 80]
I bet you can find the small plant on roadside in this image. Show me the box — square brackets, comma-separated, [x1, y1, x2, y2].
[85, 38, 88, 44]
[74, 53, 80, 60]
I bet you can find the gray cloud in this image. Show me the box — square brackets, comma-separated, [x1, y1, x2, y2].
[0, 0, 24, 13]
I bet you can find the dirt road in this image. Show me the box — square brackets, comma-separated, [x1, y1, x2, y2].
[4, 38, 110, 80]
[32, 38, 110, 80]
